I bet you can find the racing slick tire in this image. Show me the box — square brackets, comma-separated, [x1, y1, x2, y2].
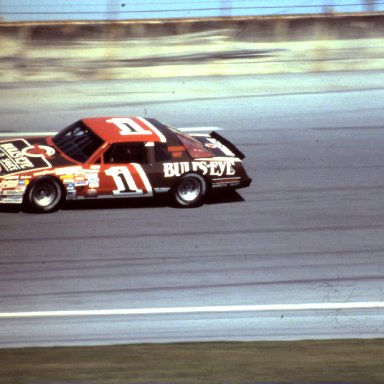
[25, 176, 64, 213]
[172, 173, 207, 207]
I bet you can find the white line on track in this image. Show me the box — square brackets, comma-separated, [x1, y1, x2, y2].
[1, 302, 383, 319]
[0, 132, 57, 137]
[178, 127, 223, 132]
[0, 127, 222, 138]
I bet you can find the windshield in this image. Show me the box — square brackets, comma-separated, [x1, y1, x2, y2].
[52, 121, 103, 162]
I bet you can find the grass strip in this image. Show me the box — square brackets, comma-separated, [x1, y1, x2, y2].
[1, 339, 383, 383]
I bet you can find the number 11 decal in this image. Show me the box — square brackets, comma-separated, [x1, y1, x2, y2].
[105, 165, 153, 196]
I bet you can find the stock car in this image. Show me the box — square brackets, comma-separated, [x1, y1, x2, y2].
[0, 117, 252, 212]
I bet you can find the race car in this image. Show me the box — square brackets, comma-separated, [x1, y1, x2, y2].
[0, 117, 252, 212]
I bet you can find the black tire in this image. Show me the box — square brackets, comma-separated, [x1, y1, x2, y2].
[172, 173, 207, 207]
[25, 177, 63, 213]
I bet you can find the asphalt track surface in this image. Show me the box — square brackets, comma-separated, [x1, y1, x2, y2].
[0, 71, 384, 347]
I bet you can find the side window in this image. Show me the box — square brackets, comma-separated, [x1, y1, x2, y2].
[154, 142, 172, 162]
[104, 143, 146, 164]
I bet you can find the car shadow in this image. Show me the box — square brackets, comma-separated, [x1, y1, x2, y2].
[62, 190, 244, 211]
[62, 195, 171, 211]
[205, 189, 245, 205]
[0, 204, 22, 213]
[0, 190, 244, 213]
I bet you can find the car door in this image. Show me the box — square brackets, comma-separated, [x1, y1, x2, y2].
[98, 142, 153, 198]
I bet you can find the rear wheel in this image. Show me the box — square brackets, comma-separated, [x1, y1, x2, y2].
[26, 177, 63, 213]
[172, 173, 207, 207]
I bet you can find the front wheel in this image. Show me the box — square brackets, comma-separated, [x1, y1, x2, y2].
[25, 177, 63, 213]
[172, 173, 207, 207]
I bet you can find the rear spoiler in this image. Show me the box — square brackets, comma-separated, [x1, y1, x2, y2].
[210, 131, 246, 160]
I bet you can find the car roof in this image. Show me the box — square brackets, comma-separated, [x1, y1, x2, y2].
[81, 117, 168, 144]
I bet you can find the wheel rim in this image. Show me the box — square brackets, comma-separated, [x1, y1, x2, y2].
[177, 177, 201, 202]
[32, 182, 58, 207]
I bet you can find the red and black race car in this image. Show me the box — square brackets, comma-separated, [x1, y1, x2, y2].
[0, 117, 251, 212]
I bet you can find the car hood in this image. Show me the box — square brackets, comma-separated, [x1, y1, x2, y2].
[0, 137, 75, 177]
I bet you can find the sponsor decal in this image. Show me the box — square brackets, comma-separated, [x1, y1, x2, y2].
[0, 143, 33, 172]
[0, 178, 19, 188]
[154, 187, 171, 193]
[60, 175, 75, 184]
[88, 182, 99, 188]
[66, 190, 77, 197]
[75, 180, 88, 187]
[163, 161, 236, 178]
[58, 169, 99, 190]
[18, 179, 28, 186]
[21, 144, 55, 158]
[85, 171, 99, 180]
[205, 138, 235, 157]
[33, 170, 54, 177]
[55, 166, 82, 175]
[211, 177, 241, 188]
[2, 189, 24, 196]
[0, 196, 23, 203]
[0, 140, 52, 175]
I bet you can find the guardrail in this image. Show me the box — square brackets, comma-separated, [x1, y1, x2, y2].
[1, 14, 384, 82]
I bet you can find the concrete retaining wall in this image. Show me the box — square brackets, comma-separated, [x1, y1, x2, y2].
[1, 13, 384, 82]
